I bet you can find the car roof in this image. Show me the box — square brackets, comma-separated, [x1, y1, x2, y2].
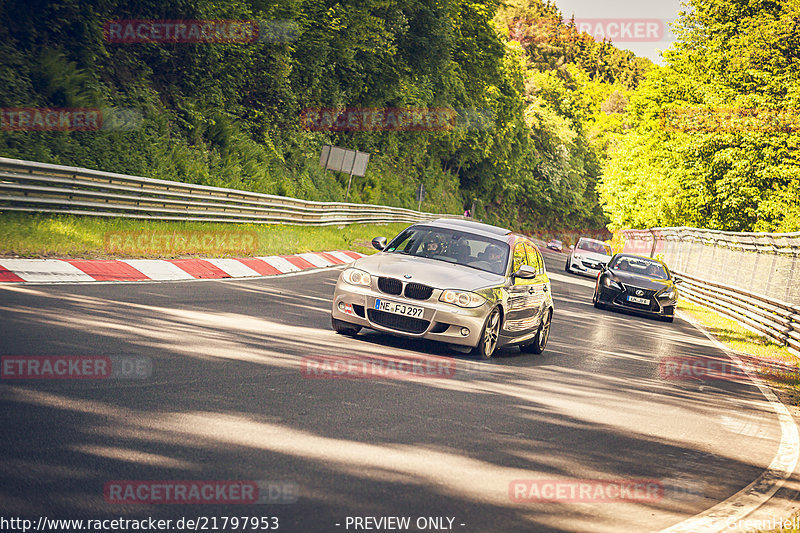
[418, 218, 512, 240]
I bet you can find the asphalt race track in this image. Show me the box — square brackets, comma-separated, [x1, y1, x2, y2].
[0, 252, 795, 532]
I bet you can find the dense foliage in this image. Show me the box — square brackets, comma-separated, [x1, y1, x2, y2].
[0, 0, 650, 231]
[599, 0, 800, 232]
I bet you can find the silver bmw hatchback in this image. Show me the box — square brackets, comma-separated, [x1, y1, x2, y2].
[330, 219, 554, 358]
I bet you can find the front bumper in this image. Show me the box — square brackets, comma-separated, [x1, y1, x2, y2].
[596, 286, 676, 317]
[569, 256, 604, 277]
[331, 279, 490, 347]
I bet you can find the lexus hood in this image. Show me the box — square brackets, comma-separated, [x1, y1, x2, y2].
[608, 269, 673, 291]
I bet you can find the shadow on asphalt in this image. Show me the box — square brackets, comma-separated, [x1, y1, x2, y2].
[0, 257, 782, 533]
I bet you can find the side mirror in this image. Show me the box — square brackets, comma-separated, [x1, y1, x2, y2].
[513, 264, 537, 280]
[569, 245, 575, 250]
[371, 237, 387, 251]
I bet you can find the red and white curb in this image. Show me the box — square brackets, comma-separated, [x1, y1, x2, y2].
[0, 251, 364, 283]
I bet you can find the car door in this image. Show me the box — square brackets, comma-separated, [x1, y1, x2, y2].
[524, 241, 551, 325]
[504, 240, 539, 336]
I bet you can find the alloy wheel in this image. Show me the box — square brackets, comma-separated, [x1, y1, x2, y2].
[477, 307, 501, 359]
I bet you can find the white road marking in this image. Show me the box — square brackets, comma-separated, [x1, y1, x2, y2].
[122, 260, 195, 281]
[257, 256, 301, 273]
[328, 251, 360, 263]
[298, 252, 332, 267]
[204, 258, 261, 278]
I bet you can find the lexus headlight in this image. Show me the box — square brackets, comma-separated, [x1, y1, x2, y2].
[603, 276, 622, 290]
[659, 288, 677, 299]
[439, 290, 485, 308]
[342, 268, 372, 287]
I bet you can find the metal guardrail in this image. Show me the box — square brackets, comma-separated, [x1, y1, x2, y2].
[0, 157, 464, 226]
[674, 271, 800, 353]
[622, 227, 800, 357]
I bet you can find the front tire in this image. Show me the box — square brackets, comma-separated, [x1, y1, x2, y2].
[522, 309, 552, 354]
[332, 317, 361, 336]
[474, 306, 501, 359]
[565, 257, 572, 273]
[593, 291, 605, 309]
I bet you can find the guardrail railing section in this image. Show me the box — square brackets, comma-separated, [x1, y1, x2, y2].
[0, 156, 464, 226]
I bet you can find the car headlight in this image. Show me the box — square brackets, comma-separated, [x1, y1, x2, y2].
[439, 290, 485, 308]
[573, 253, 582, 260]
[659, 288, 677, 300]
[342, 268, 372, 287]
[602, 276, 623, 290]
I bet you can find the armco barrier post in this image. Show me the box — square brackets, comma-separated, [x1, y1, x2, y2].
[648, 229, 657, 258]
[766, 251, 777, 300]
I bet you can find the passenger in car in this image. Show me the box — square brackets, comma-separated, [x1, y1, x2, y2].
[484, 244, 505, 270]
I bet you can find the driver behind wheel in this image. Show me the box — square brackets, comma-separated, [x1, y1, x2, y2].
[484, 244, 504, 267]
[423, 237, 446, 256]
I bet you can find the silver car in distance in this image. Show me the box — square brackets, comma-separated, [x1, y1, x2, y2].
[330, 219, 555, 358]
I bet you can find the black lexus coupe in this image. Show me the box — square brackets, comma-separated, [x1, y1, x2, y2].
[592, 254, 679, 322]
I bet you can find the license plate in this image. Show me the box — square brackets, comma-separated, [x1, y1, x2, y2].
[375, 299, 424, 318]
[627, 295, 650, 305]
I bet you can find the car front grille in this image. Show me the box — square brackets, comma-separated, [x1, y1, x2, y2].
[618, 286, 659, 311]
[404, 282, 433, 300]
[367, 309, 430, 334]
[627, 287, 656, 298]
[377, 277, 403, 295]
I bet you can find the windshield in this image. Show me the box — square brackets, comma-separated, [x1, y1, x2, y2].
[576, 239, 612, 256]
[609, 256, 669, 280]
[385, 227, 509, 275]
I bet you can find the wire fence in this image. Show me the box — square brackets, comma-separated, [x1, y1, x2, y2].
[622, 227, 800, 356]
[0, 157, 464, 226]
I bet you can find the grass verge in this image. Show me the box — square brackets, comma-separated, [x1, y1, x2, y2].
[0, 212, 409, 258]
[678, 299, 795, 363]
